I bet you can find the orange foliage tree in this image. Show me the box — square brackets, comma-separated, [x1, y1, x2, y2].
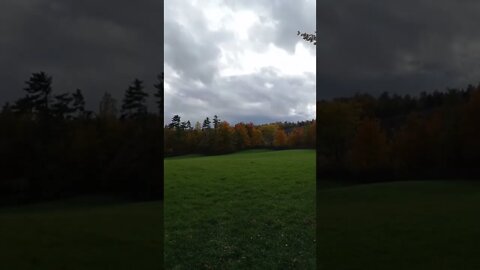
[246, 123, 264, 147]
[273, 128, 287, 149]
[349, 118, 390, 173]
[287, 127, 304, 148]
[213, 121, 234, 154]
[234, 123, 251, 150]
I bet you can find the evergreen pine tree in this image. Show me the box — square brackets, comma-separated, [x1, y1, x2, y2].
[14, 72, 53, 116]
[169, 115, 181, 129]
[121, 78, 148, 119]
[72, 89, 86, 118]
[52, 93, 74, 119]
[202, 117, 211, 130]
[213, 115, 220, 129]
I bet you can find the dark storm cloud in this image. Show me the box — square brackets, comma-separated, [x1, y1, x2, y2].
[0, 0, 162, 110]
[318, 0, 480, 99]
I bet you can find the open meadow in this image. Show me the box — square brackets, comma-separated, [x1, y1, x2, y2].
[318, 181, 480, 270]
[0, 198, 163, 270]
[164, 149, 316, 269]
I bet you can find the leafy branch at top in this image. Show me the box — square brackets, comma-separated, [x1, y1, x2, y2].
[297, 31, 316, 45]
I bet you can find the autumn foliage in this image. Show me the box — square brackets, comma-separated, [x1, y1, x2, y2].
[318, 85, 480, 181]
[349, 118, 389, 174]
[164, 116, 316, 156]
[0, 72, 164, 204]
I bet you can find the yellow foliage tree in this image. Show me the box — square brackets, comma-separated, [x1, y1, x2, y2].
[349, 118, 389, 172]
[273, 128, 287, 148]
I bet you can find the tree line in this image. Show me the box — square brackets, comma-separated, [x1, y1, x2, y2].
[0, 72, 164, 205]
[164, 115, 316, 156]
[4, 70, 479, 202]
[317, 85, 480, 182]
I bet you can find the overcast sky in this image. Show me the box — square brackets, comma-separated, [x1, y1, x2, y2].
[0, 0, 162, 112]
[164, 0, 316, 125]
[6, 2, 477, 123]
[319, 0, 480, 99]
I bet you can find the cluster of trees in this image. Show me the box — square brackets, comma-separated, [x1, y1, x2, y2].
[164, 115, 316, 156]
[7, 70, 480, 200]
[0, 72, 164, 204]
[318, 85, 480, 182]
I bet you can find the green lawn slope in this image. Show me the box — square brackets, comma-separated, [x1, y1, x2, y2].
[318, 181, 480, 270]
[0, 199, 163, 269]
[164, 149, 316, 269]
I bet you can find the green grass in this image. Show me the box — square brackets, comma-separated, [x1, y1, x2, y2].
[318, 180, 480, 270]
[0, 198, 163, 270]
[164, 149, 316, 269]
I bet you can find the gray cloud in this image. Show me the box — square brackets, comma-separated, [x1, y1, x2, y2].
[164, 0, 316, 125]
[233, 0, 316, 53]
[318, 0, 480, 99]
[0, 0, 163, 110]
[164, 19, 230, 85]
[165, 68, 315, 124]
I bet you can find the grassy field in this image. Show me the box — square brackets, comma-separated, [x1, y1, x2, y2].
[0, 198, 163, 270]
[164, 149, 316, 269]
[318, 180, 480, 270]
